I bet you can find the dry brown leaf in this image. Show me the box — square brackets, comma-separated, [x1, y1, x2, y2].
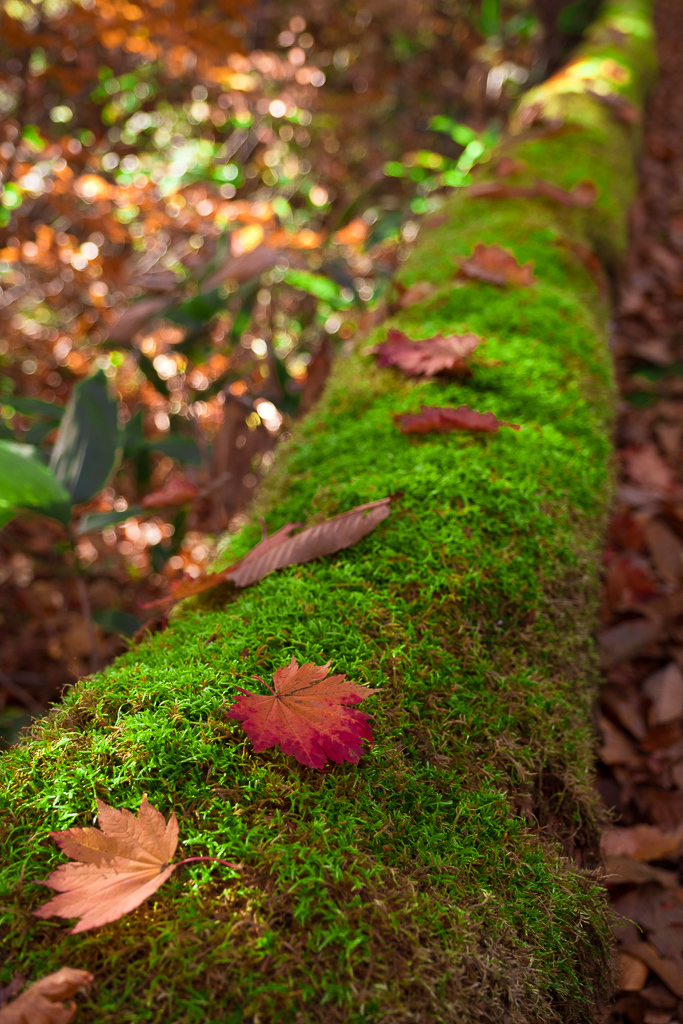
[644, 519, 683, 584]
[34, 794, 180, 933]
[0, 968, 93, 1024]
[396, 281, 436, 309]
[395, 405, 520, 435]
[598, 715, 642, 766]
[601, 822, 683, 862]
[644, 663, 683, 725]
[371, 328, 480, 378]
[624, 446, 674, 492]
[140, 476, 199, 510]
[605, 856, 679, 888]
[226, 498, 392, 588]
[620, 942, 683, 998]
[103, 295, 177, 344]
[142, 499, 392, 608]
[457, 244, 536, 287]
[617, 952, 649, 992]
[599, 617, 662, 668]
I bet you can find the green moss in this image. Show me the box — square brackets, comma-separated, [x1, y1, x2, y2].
[0, 2, 655, 1021]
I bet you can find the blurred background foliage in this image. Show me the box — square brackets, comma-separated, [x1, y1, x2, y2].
[0, 0, 590, 740]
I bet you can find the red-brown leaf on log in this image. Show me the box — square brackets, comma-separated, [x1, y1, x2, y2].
[395, 405, 521, 435]
[142, 498, 392, 608]
[227, 657, 379, 769]
[371, 328, 480, 378]
[456, 244, 536, 287]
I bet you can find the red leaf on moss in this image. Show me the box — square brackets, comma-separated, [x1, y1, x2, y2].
[396, 405, 521, 435]
[141, 499, 391, 609]
[466, 178, 598, 208]
[372, 328, 480, 378]
[140, 476, 199, 510]
[227, 657, 379, 769]
[457, 244, 536, 287]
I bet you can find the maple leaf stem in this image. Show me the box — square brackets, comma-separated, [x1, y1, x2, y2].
[177, 856, 241, 870]
[251, 674, 277, 695]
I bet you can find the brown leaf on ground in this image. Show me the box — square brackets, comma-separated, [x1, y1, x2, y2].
[599, 715, 642, 766]
[0, 968, 93, 1024]
[605, 856, 679, 888]
[601, 823, 683, 862]
[396, 405, 521, 436]
[201, 244, 281, 292]
[599, 617, 662, 667]
[616, 952, 649, 992]
[102, 295, 178, 344]
[371, 328, 480, 378]
[227, 656, 380, 770]
[456, 244, 536, 287]
[644, 663, 683, 725]
[492, 157, 527, 177]
[143, 499, 392, 607]
[140, 476, 200, 510]
[33, 794, 179, 933]
[620, 942, 683, 998]
[644, 519, 683, 584]
[624, 445, 674, 492]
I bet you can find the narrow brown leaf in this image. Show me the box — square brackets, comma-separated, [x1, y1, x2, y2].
[371, 328, 480, 378]
[599, 617, 661, 668]
[457, 244, 536, 287]
[140, 476, 200, 510]
[225, 497, 391, 587]
[396, 405, 520, 435]
[0, 968, 93, 1024]
[605, 856, 679, 888]
[142, 499, 391, 608]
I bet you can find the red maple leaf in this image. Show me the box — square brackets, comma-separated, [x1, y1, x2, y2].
[227, 657, 380, 770]
[457, 244, 536, 287]
[396, 404, 521, 434]
[372, 328, 480, 378]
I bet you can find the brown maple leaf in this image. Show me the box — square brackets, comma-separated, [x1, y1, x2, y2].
[141, 498, 392, 609]
[457, 244, 536, 287]
[0, 968, 93, 1024]
[33, 795, 238, 934]
[396, 405, 521, 435]
[371, 328, 480, 378]
[227, 657, 380, 770]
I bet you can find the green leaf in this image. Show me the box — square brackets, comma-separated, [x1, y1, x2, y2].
[49, 370, 119, 504]
[138, 353, 170, 397]
[0, 440, 71, 524]
[76, 505, 143, 535]
[283, 269, 353, 309]
[6, 397, 64, 419]
[150, 436, 202, 465]
[25, 421, 58, 446]
[93, 608, 142, 636]
[120, 408, 146, 456]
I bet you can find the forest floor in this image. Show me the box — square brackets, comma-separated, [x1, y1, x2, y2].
[599, 0, 683, 1019]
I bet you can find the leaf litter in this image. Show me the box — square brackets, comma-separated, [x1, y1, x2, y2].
[597, 3, 683, 1015]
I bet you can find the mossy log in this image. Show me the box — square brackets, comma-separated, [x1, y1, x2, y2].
[0, 3, 656, 1021]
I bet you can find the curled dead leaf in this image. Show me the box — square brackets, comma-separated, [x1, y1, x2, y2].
[371, 328, 480, 378]
[0, 968, 93, 1024]
[396, 405, 520, 435]
[457, 244, 536, 287]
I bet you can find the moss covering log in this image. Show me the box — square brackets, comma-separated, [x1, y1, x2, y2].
[0, 2, 656, 1021]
